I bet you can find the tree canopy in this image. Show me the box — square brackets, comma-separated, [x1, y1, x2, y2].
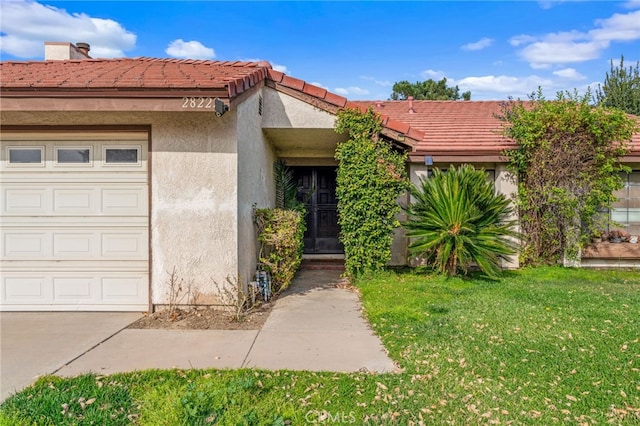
[595, 55, 640, 116]
[390, 78, 471, 101]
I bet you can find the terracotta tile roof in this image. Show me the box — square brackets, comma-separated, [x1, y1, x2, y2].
[353, 100, 640, 156]
[2, 57, 637, 156]
[352, 100, 512, 155]
[0, 58, 268, 96]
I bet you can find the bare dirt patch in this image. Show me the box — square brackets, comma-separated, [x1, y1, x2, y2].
[127, 301, 274, 331]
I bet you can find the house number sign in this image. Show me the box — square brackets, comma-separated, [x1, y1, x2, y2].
[182, 97, 214, 109]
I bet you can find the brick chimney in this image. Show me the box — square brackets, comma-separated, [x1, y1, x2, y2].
[408, 96, 416, 114]
[44, 42, 92, 60]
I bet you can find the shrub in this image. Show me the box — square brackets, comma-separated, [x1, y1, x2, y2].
[254, 208, 305, 292]
[499, 89, 636, 265]
[403, 165, 519, 278]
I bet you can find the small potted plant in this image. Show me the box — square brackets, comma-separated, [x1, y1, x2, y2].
[591, 230, 603, 244]
[607, 229, 630, 243]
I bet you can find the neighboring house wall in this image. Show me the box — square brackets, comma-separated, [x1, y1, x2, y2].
[1, 110, 241, 305]
[237, 90, 277, 286]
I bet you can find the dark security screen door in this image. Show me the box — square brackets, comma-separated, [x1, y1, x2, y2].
[293, 167, 343, 254]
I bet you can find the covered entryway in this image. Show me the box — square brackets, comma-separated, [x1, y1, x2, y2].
[293, 166, 342, 254]
[0, 132, 149, 311]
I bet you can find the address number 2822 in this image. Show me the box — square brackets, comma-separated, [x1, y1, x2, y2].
[182, 97, 214, 109]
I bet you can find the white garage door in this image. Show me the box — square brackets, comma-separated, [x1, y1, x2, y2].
[0, 132, 149, 311]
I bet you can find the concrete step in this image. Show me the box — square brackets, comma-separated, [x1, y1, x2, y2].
[300, 259, 345, 271]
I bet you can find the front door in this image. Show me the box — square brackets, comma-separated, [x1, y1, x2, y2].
[293, 167, 342, 254]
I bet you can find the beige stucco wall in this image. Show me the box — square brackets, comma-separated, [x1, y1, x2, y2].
[261, 89, 336, 129]
[494, 163, 520, 269]
[1, 110, 240, 305]
[237, 91, 277, 286]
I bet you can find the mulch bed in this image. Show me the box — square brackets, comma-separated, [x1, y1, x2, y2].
[127, 301, 274, 330]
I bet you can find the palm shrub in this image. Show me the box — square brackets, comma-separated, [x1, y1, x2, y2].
[404, 165, 519, 278]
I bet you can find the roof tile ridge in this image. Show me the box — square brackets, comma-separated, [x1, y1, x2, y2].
[341, 102, 425, 143]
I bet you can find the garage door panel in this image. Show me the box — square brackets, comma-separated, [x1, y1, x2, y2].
[101, 276, 146, 300]
[53, 188, 97, 212]
[53, 232, 95, 258]
[3, 188, 48, 214]
[53, 277, 95, 300]
[101, 232, 147, 258]
[3, 229, 147, 260]
[102, 188, 147, 215]
[3, 232, 47, 258]
[3, 277, 49, 302]
[3, 184, 145, 217]
[2, 272, 148, 310]
[1, 136, 149, 311]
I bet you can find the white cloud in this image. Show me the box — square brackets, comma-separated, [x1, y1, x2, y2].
[521, 40, 606, 68]
[334, 86, 370, 96]
[271, 63, 289, 74]
[360, 75, 392, 87]
[461, 37, 494, 51]
[510, 34, 537, 47]
[623, 0, 640, 9]
[591, 10, 640, 43]
[421, 69, 447, 80]
[242, 58, 289, 74]
[457, 74, 554, 99]
[538, 0, 566, 10]
[552, 68, 587, 80]
[0, 0, 136, 58]
[165, 39, 214, 59]
[512, 9, 640, 68]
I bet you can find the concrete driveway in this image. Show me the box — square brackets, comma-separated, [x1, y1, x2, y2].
[1, 269, 397, 403]
[0, 312, 141, 401]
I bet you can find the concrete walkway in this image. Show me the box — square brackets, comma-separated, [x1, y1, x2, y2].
[1, 269, 396, 401]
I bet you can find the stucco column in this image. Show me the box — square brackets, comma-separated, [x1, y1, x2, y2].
[495, 164, 520, 269]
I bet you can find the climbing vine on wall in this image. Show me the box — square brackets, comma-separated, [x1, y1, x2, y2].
[335, 107, 408, 277]
[499, 89, 637, 265]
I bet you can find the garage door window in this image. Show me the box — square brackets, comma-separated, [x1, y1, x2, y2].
[104, 146, 140, 165]
[8, 147, 44, 165]
[55, 147, 92, 165]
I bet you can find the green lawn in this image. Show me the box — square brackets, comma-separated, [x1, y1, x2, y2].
[2, 267, 639, 425]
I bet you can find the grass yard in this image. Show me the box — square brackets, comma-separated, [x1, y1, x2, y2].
[1, 267, 639, 425]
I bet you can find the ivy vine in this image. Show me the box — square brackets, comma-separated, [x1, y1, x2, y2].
[334, 107, 408, 277]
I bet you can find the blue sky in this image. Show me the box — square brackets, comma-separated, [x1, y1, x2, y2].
[1, 1, 639, 100]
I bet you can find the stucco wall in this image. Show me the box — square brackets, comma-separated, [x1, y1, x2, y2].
[1, 110, 240, 305]
[494, 163, 519, 269]
[237, 91, 277, 287]
[261, 89, 336, 129]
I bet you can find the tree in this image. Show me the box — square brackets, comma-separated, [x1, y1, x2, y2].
[390, 78, 471, 101]
[334, 107, 408, 278]
[500, 89, 637, 265]
[595, 56, 640, 116]
[404, 165, 518, 278]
